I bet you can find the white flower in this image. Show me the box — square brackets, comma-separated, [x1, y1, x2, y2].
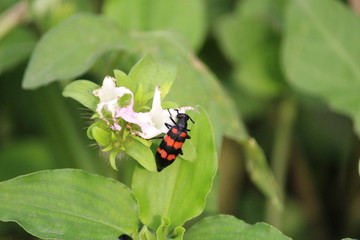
[120, 86, 195, 139]
[112, 86, 171, 139]
[93, 76, 133, 130]
[133, 86, 173, 139]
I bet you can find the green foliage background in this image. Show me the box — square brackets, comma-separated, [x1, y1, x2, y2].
[0, 0, 359, 239]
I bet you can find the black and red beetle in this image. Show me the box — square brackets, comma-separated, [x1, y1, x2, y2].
[155, 110, 194, 171]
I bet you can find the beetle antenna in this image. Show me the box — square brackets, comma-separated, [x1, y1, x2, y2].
[189, 116, 195, 123]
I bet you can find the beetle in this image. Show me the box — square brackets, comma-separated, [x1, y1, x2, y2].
[155, 110, 194, 172]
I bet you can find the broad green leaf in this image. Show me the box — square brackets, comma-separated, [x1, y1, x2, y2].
[62, 80, 99, 111]
[132, 107, 217, 231]
[242, 138, 282, 210]
[184, 215, 292, 240]
[0, 27, 36, 75]
[22, 13, 124, 89]
[125, 135, 157, 172]
[0, 169, 138, 240]
[179, 140, 196, 162]
[283, 0, 360, 136]
[129, 54, 177, 101]
[102, 0, 207, 50]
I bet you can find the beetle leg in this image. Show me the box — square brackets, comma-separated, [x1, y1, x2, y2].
[150, 136, 165, 140]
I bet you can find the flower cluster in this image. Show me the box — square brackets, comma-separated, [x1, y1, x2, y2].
[92, 76, 194, 140]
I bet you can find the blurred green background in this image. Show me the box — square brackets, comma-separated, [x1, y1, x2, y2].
[1, 0, 359, 239]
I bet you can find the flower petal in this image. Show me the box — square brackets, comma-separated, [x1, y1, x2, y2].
[93, 76, 134, 119]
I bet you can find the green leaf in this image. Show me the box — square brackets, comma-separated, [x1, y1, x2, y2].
[92, 126, 111, 147]
[102, 0, 207, 50]
[62, 80, 99, 111]
[155, 217, 170, 240]
[179, 140, 196, 162]
[155, 217, 184, 240]
[22, 13, 124, 89]
[129, 54, 177, 101]
[282, 0, 360, 136]
[132, 107, 217, 231]
[184, 215, 292, 240]
[114, 69, 133, 91]
[215, 0, 286, 98]
[109, 150, 119, 170]
[242, 138, 282, 210]
[87, 121, 107, 140]
[0, 27, 36, 75]
[0, 169, 138, 240]
[125, 135, 157, 172]
[172, 226, 185, 240]
[139, 225, 157, 240]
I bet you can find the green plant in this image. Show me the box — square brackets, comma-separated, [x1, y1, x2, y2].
[0, 6, 287, 240]
[1, 0, 359, 239]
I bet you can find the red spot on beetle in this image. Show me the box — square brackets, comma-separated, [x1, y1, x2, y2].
[164, 135, 175, 146]
[180, 132, 187, 138]
[157, 149, 167, 159]
[167, 154, 177, 161]
[173, 141, 184, 149]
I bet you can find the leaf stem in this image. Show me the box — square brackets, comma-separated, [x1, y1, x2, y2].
[265, 98, 297, 228]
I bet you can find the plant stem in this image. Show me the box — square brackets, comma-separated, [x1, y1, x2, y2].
[265, 98, 296, 228]
[292, 145, 329, 240]
[219, 137, 244, 214]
